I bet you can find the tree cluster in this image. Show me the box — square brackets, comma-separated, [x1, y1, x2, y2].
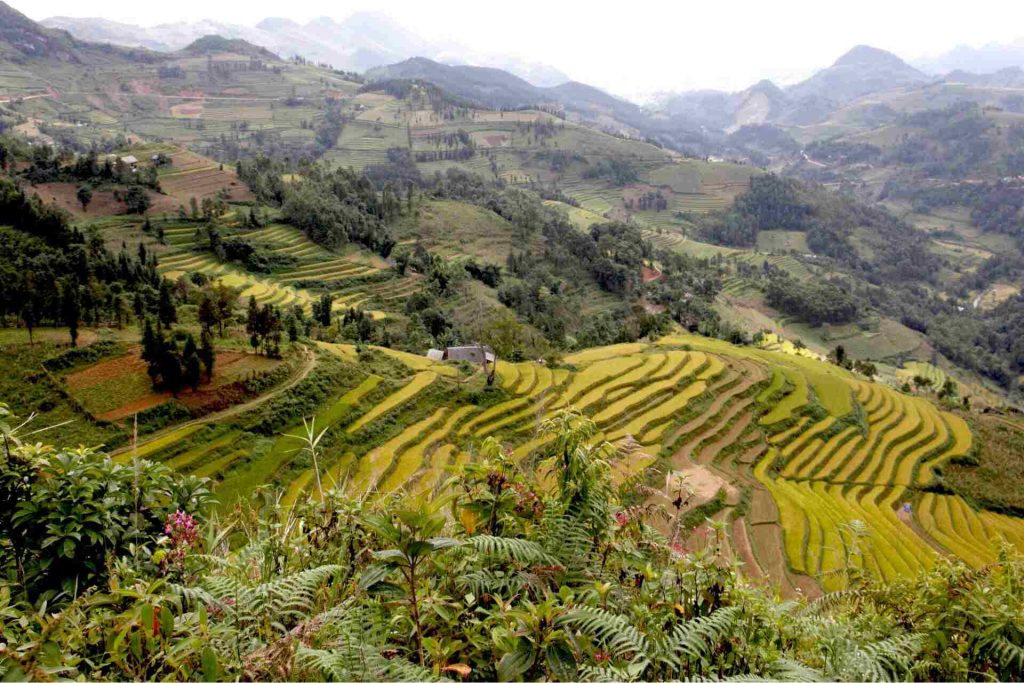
[141, 320, 213, 394]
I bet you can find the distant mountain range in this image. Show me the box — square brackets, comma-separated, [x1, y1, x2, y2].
[914, 38, 1024, 75]
[365, 57, 648, 137]
[39, 12, 570, 87]
[651, 45, 931, 132]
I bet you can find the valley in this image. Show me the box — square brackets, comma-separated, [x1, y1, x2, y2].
[2, 2, 1024, 679]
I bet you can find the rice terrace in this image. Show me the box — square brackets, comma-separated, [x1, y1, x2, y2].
[3, 0, 1024, 679]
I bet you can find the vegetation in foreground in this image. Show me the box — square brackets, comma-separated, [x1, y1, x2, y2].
[2, 403, 1023, 682]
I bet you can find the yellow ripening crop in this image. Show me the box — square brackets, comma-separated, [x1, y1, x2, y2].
[347, 372, 437, 433]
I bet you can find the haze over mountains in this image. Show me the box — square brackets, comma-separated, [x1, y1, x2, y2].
[913, 38, 1024, 75]
[39, 12, 570, 86]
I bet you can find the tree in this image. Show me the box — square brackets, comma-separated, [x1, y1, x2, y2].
[197, 292, 217, 334]
[159, 340, 183, 395]
[313, 293, 333, 328]
[199, 328, 215, 380]
[285, 312, 300, 342]
[158, 281, 177, 327]
[76, 185, 92, 212]
[246, 296, 260, 353]
[939, 378, 959, 402]
[124, 186, 151, 215]
[854, 359, 878, 379]
[61, 280, 81, 347]
[182, 335, 201, 391]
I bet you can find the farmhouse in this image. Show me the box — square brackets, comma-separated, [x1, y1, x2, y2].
[426, 345, 495, 364]
[120, 155, 138, 171]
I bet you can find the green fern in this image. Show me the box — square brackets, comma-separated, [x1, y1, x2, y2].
[203, 564, 342, 634]
[296, 646, 444, 682]
[456, 568, 529, 598]
[664, 605, 742, 667]
[558, 606, 651, 670]
[836, 633, 923, 682]
[987, 634, 1024, 673]
[463, 535, 557, 565]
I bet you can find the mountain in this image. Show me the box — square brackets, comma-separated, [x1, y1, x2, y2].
[367, 57, 643, 132]
[0, 1, 78, 60]
[914, 38, 1024, 75]
[40, 16, 277, 56]
[0, 1, 155, 65]
[40, 11, 570, 86]
[786, 45, 928, 102]
[179, 36, 278, 60]
[650, 45, 929, 135]
[941, 66, 1024, 87]
[368, 57, 543, 107]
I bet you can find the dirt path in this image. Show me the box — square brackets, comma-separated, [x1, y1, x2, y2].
[730, 517, 765, 580]
[897, 506, 952, 556]
[113, 345, 317, 456]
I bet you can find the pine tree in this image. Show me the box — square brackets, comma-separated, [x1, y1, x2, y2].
[315, 292, 333, 327]
[62, 281, 81, 348]
[199, 327, 216, 380]
[197, 292, 217, 334]
[158, 281, 177, 327]
[160, 345, 183, 396]
[141, 319, 157, 363]
[285, 312, 299, 342]
[246, 296, 260, 353]
[182, 335, 201, 391]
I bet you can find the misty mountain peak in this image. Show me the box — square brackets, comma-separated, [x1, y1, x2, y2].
[255, 17, 300, 32]
[833, 44, 911, 69]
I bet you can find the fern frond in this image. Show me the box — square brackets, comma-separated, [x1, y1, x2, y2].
[540, 512, 595, 569]
[665, 606, 741, 668]
[463, 535, 557, 565]
[456, 568, 529, 598]
[558, 606, 650, 670]
[764, 658, 824, 682]
[988, 635, 1024, 673]
[167, 583, 216, 609]
[839, 633, 923, 682]
[296, 646, 446, 682]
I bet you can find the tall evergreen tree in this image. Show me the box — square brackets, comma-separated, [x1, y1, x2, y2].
[157, 281, 177, 327]
[199, 328, 216, 380]
[61, 280, 81, 348]
[182, 335, 201, 391]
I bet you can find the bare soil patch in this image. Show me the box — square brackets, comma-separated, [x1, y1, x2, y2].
[31, 182, 179, 218]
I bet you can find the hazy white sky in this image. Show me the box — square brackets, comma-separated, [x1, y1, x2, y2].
[13, 0, 1024, 95]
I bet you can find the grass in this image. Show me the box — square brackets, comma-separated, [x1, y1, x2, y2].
[756, 231, 810, 253]
[939, 413, 1022, 514]
[394, 200, 542, 264]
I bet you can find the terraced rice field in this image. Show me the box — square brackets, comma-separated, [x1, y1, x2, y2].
[129, 332, 1019, 594]
[156, 222, 419, 315]
[158, 149, 253, 203]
